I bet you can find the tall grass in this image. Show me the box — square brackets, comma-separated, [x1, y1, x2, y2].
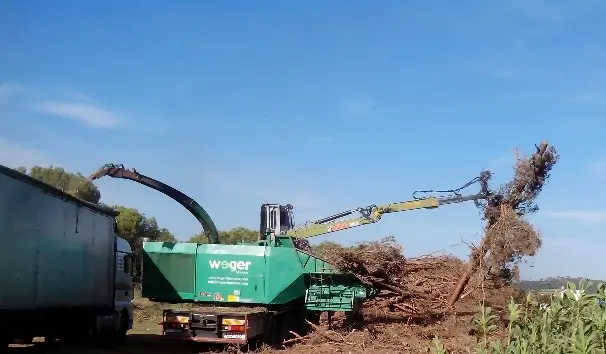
[433, 280, 606, 354]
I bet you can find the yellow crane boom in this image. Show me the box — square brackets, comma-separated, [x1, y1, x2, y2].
[284, 174, 489, 239]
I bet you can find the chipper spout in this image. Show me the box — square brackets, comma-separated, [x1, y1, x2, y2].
[88, 163, 221, 244]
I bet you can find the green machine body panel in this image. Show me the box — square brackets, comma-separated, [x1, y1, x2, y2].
[141, 242, 198, 300]
[196, 244, 266, 303]
[142, 237, 373, 313]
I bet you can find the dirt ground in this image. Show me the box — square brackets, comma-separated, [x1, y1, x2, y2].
[4, 239, 527, 354]
[4, 307, 493, 354]
[128, 295, 500, 353]
[4, 276, 520, 354]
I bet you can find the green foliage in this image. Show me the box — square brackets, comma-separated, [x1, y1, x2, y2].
[157, 228, 177, 242]
[113, 206, 174, 240]
[188, 226, 258, 244]
[17, 165, 101, 203]
[473, 301, 500, 349]
[433, 280, 606, 353]
[113, 206, 176, 273]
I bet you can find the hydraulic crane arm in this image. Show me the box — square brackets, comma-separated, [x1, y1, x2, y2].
[285, 174, 489, 239]
[89, 163, 221, 244]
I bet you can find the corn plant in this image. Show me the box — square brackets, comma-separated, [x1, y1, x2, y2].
[433, 281, 606, 354]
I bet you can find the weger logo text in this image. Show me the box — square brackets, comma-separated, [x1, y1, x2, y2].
[208, 260, 252, 272]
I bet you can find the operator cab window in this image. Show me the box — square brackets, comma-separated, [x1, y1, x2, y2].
[279, 207, 294, 232]
[259, 204, 295, 237]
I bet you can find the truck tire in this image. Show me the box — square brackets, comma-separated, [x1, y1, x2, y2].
[115, 310, 129, 343]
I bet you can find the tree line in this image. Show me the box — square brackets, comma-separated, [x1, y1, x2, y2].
[518, 276, 606, 292]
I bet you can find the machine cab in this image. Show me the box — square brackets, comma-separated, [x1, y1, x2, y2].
[259, 203, 295, 240]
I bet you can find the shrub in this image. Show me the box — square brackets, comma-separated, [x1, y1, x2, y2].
[433, 280, 606, 353]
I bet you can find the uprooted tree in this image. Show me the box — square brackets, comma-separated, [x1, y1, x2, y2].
[311, 141, 559, 323]
[448, 141, 559, 306]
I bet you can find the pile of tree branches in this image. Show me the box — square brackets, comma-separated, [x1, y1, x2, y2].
[312, 141, 559, 322]
[314, 236, 511, 324]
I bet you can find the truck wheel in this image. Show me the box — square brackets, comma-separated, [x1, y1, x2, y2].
[264, 315, 282, 345]
[116, 311, 129, 342]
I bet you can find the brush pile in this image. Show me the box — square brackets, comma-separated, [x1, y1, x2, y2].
[313, 236, 515, 326]
[310, 141, 559, 324]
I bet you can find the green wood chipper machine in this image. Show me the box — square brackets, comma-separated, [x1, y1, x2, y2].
[89, 163, 487, 345]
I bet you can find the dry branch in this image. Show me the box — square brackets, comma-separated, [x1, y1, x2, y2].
[305, 320, 344, 343]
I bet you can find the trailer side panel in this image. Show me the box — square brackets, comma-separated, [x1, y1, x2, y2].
[0, 166, 116, 311]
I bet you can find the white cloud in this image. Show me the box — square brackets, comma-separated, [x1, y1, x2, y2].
[540, 210, 606, 222]
[1, 82, 166, 134]
[36, 101, 122, 128]
[0, 138, 52, 169]
[343, 97, 376, 117]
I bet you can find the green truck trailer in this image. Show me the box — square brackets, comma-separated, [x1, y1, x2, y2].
[90, 163, 487, 345]
[0, 165, 135, 349]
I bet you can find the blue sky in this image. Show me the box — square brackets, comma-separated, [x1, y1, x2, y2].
[2, 0, 606, 280]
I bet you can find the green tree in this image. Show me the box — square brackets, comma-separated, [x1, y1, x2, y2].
[113, 206, 177, 268]
[157, 228, 177, 242]
[21, 165, 101, 204]
[188, 227, 259, 244]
